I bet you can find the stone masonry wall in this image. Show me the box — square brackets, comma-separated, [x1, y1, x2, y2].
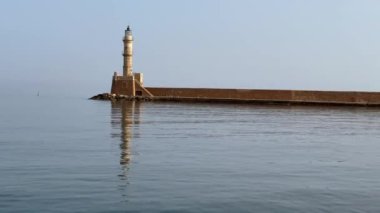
[145, 87, 380, 105]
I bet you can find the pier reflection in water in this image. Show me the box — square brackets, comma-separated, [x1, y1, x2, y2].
[111, 100, 141, 174]
[106, 102, 380, 212]
[5, 96, 380, 212]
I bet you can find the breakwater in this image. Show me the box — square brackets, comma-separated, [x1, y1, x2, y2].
[91, 87, 380, 107]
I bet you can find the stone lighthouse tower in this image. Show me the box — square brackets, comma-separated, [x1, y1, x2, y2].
[111, 26, 152, 97]
[123, 26, 133, 77]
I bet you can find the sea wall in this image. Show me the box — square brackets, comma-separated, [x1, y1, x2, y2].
[145, 87, 380, 106]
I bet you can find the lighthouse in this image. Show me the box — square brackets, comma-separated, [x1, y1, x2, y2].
[111, 26, 152, 97]
[123, 26, 133, 77]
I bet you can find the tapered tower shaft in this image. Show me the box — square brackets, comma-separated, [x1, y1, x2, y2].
[123, 26, 133, 77]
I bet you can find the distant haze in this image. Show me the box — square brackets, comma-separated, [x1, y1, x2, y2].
[1, 0, 380, 97]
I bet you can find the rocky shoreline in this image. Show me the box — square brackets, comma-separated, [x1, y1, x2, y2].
[89, 93, 152, 101]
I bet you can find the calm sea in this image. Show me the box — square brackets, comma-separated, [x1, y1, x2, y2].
[1, 95, 380, 212]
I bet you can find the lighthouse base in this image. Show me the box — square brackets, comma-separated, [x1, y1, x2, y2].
[111, 74, 153, 97]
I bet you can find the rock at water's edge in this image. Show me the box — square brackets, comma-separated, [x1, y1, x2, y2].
[89, 93, 152, 101]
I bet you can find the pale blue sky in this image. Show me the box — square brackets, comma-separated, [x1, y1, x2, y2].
[1, 0, 380, 97]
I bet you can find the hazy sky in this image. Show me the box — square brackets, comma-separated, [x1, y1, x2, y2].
[1, 0, 380, 97]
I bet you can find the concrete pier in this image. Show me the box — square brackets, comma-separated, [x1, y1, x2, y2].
[145, 87, 380, 106]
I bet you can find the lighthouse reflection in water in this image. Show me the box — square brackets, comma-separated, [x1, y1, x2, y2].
[111, 100, 141, 170]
